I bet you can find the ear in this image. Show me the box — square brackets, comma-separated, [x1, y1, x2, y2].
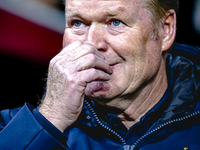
[162, 9, 177, 51]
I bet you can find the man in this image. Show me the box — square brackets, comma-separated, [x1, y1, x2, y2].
[1, 0, 200, 149]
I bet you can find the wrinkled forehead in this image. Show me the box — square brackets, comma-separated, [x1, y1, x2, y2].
[65, 0, 145, 18]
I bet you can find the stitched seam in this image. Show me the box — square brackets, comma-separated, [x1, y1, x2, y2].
[24, 129, 44, 150]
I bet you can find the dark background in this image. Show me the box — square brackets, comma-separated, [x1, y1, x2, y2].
[0, 0, 200, 110]
[176, 0, 200, 46]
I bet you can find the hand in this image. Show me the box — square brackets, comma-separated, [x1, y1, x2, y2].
[39, 41, 113, 132]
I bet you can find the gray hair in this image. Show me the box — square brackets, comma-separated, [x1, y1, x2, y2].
[145, 0, 179, 24]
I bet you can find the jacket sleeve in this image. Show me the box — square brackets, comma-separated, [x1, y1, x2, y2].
[0, 103, 69, 150]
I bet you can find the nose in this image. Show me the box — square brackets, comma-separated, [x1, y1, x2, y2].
[85, 23, 108, 51]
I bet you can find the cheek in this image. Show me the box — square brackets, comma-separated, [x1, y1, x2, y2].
[109, 29, 160, 78]
[107, 33, 148, 70]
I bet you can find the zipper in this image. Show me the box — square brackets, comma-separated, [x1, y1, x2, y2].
[130, 110, 200, 150]
[84, 99, 200, 150]
[84, 100, 127, 146]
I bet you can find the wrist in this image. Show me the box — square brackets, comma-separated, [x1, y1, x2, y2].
[39, 105, 69, 132]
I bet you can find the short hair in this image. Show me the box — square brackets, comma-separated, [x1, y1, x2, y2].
[142, 0, 179, 41]
[145, 0, 179, 25]
[63, 0, 179, 24]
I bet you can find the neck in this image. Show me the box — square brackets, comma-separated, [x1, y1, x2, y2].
[118, 60, 168, 129]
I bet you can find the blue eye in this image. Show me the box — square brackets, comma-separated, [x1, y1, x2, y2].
[112, 20, 122, 26]
[74, 21, 83, 27]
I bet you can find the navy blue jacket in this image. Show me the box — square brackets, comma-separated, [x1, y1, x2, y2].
[1, 43, 200, 150]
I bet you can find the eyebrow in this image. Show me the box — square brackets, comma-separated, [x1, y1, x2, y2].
[65, 8, 76, 17]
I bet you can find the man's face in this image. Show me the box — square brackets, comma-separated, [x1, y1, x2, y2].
[63, 0, 164, 105]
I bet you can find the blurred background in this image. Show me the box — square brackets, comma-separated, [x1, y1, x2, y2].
[0, 0, 200, 110]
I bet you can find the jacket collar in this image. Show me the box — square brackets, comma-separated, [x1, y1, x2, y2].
[158, 43, 200, 123]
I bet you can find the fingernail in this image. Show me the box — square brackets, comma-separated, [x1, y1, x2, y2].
[108, 67, 113, 75]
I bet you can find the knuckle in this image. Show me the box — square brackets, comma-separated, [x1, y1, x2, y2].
[87, 53, 97, 62]
[54, 61, 62, 70]
[91, 68, 98, 76]
[83, 44, 95, 53]
[49, 57, 57, 66]
[49, 61, 66, 76]
[67, 74, 76, 84]
[105, 64, 110, 71]
[76, 40, 83, 46]
[68, 74, 86, 90]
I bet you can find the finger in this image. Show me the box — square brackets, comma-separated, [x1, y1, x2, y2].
[82, 42, 105, 60]
[78, 68, 111, 84]
[58, 41, 82, 56]
[49, 41, 83, 67]
[70, 44, 105, 61]
[75, 54, 113, 75]
[61, 42, 105, 61]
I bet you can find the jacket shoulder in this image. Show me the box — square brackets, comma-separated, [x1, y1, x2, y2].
[0, 103, 68, 149]
[171, 43, 200, 64]
[0, 103, 34, 129]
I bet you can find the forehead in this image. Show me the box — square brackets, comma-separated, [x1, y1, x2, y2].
[65, 0, 144, 18]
